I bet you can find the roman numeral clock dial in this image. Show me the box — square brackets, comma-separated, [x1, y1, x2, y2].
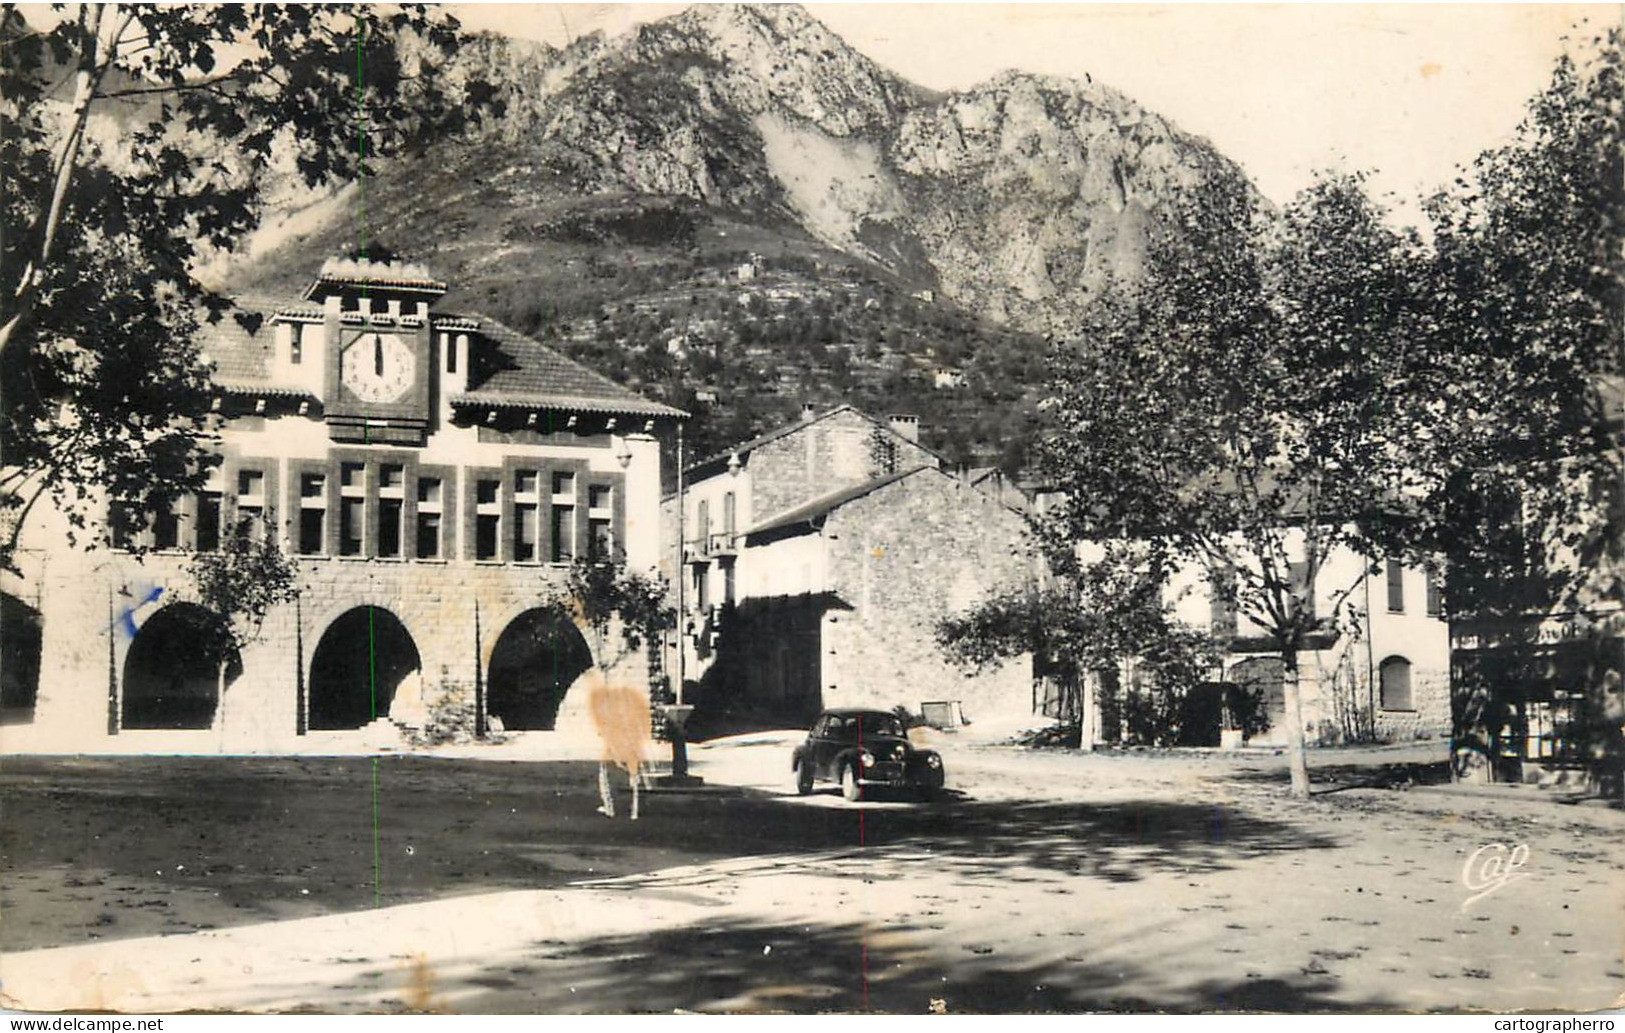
[339, 330, 415, 404]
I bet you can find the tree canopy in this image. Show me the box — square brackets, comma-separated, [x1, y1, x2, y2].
[1034, 27, 1622, 796]
[1416, 27, 1623, 618]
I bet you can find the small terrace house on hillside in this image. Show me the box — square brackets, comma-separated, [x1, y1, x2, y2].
[665, 405, 1037, 726]
[0, 258, 685, 748]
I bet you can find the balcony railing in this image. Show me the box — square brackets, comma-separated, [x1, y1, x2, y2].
[686, 531, 738, 561]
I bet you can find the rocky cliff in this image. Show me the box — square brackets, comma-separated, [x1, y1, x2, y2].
[297, 4, 1253, 337]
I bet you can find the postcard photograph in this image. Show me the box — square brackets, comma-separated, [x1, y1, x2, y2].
[0, 1, 1620, 1018]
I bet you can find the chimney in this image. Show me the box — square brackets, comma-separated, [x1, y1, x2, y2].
[800, 402, 817, 421]
[888, 414, 920, 443]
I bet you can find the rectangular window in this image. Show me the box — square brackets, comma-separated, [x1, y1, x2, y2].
[340, 498, 364, 555]
[550, 505, 575, 563]
[588, 518, 612, 560]
[513, 470, 540, 562]
[587, 484, 614, 561]
[417, 512, 442, 559]
[235, 469, 265, 540]
[550, 470, 576, 563]
[696, 499, 710, 554]
[289, 324, 302, 365]
[723, 562, 736, 606]
[415, 477, 442, 559]
[109, 502, 137, 550]
[476, 515, 499, 560]
[475, 478, 500, 560]
[694, 566, 709, 611]
[515, 504, 538, 561]
[378, 499, 403, 558]
[339, 462, 366, 556]
[377, 464, 404, 558]
[722, 491, 736, 545]
[1425, 570, 1443, 618]
[298, 508, 324, 555]
[1386, 558, 1405, 613]
[297, 473, 326, 556]
[1380, 658, 1413, 710]
[153, 507, 179, 551]
[195, 491, 221, 552]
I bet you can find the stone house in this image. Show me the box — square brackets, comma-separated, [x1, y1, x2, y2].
[664, 405, 1036, 726]
[1073, 534, 1452, 748]
[0, 258, 684, 750]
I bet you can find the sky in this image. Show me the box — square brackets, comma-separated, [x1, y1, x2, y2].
[450, 2, 1612, 223]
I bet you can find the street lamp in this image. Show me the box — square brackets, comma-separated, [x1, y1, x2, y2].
[655, 419, 702, 787]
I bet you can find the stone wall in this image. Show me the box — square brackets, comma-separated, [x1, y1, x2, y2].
[24, 548, 648, 750]
[748, 409, 939, 521]
[819, 468, 1036, 723]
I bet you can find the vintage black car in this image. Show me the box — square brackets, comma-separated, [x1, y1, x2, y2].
[791, 708, 946, 801]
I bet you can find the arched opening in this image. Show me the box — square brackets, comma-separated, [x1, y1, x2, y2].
[1229, 657, 1286, 739]
[122, 603, 239, 730]
[1380, 655, 1413, 711]
[487, 608, 593, 731]
[309, 607, 420, 730]
[1, 592, 43, 723]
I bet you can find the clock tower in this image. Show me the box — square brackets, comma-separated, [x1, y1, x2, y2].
[309, 257, 446, 446]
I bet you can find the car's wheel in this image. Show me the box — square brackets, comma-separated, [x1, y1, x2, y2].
[795, 760, 814, 796]
[840, 763, 863, 802]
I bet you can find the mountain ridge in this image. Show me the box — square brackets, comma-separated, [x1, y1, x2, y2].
[226, 3, 1257, 470]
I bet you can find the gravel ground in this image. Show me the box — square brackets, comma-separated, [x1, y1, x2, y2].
[2, 735, 1620, 1014]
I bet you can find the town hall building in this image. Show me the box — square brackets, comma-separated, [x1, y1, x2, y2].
[0, 258, 684, 749]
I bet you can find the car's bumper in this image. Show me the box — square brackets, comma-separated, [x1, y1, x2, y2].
[857, 762, 944, 790]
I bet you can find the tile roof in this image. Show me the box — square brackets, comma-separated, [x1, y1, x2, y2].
[199, 298, 683, 418]
[201, 301, 278, 381]
[457, 314, 685, 418]
[303, 257, 448, 297]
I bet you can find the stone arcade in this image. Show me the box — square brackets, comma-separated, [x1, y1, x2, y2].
[1, 259, 684, 749]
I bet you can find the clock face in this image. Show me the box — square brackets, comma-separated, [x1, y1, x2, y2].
[339, 331, 415, 404]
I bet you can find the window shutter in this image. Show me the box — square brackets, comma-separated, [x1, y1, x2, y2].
[1385, 558, 1405, 613]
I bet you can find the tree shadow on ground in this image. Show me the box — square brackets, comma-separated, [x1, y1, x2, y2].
[318, 915, 1397, 1014]
[1220, 758, 1452, 792]
[686, 792, 1344, 884]
[2, 756, 1340, 952]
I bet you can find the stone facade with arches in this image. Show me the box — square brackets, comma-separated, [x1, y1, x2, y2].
[2, 259, 680, 750]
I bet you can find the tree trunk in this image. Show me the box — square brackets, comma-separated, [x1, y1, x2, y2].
[1079, 669, 1098, 752]
[213, 660, 228, 740]
[1281, 647, 1311, 798]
